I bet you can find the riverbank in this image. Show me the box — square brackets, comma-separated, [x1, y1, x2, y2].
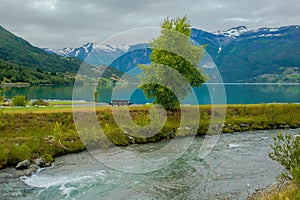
[1, 104, 300, 170]
[248, 181, 300, 199]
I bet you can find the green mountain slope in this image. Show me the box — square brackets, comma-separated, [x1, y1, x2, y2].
[0, 25, 82, 73]
[216, 37, 300, 82]
[0, 25, 82, 85]
[191, 26, 300, 83]
[0, 26, 124, 85]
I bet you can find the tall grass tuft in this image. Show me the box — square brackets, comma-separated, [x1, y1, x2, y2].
[12, 95, 28, 107]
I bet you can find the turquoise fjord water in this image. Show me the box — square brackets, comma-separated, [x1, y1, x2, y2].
[1, 129, 299, 200]
[2, 84, 300, 104]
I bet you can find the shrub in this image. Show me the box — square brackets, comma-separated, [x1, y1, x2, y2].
[42, 153, 54, 163]
[52, 121, 68, 150]
[269, 131, 300, 184]
[0, 88, 4, 103]
[32, 99, 49, 106]
[12, 95, 28, 107]
[0, 145, 9, 168]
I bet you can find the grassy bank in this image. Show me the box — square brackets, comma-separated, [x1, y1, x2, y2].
[1, 104, 300, 169]
[248, 182, 300, 200]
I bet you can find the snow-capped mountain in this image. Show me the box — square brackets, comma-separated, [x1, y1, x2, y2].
[212, 25, 299, 39]
[44, 25, 300, 61]
[43, 42, 93, 60]
[43, 25, 300, 82]
[191, 25, 300, 50]
[43, 43, 138, 65]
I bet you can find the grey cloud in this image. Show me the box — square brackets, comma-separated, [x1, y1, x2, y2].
[0, 0, 299, 48]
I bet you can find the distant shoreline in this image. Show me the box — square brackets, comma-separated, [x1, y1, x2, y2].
[0, 83, 31, 87]
[1, 82, 300, 88]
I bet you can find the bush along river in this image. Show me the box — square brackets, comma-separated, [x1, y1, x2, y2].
[1, 129, 299, 200]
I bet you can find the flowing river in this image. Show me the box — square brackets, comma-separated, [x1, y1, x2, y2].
[1, 129, 298, 200]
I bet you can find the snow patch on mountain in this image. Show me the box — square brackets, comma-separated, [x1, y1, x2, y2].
[93, 44, 130, 52]
[259, 33, 282, 37]
[83, 42, 93, 53]
[213, 26, 248, 37]
[58, 48, 73, 56]
[218, 46, 222, 54]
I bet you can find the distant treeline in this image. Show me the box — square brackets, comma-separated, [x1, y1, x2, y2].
[0, 59, 75, 85]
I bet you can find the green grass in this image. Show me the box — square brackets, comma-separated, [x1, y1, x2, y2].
[1, 104, 300, 169]
[3, 106, 75, 113]
[48, 101, 88, 106]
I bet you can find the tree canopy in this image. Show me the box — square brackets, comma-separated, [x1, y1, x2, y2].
[139, 16, 207, 110]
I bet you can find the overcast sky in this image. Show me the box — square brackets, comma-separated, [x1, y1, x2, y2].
[1, 0, 299, 49]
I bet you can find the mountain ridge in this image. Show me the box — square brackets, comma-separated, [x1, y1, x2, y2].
[44, 25, 300, 57]
[1, 24, 299, 84]
[42, 25, 300, 83]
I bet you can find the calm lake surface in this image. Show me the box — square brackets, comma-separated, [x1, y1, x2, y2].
[1, 129, 299, 200]
[2, 84, 300, 104]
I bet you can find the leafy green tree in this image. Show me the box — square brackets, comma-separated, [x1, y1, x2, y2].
[94, 89, 98, 103]
[0, 73, 4, 82]
[139, 16, 206, 110]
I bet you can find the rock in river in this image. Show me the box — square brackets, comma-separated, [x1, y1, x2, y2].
[34, 158, 51, 168]
[15, 160, 30, 170]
